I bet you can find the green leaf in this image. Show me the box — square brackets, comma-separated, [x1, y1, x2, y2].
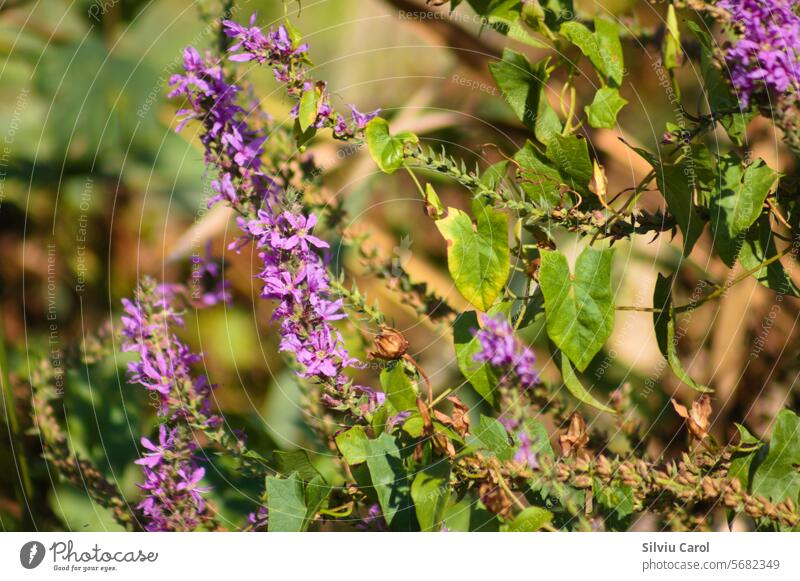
[380, 362, 418, 411]
[273, 450, 323, 482]
[365, 117, 418, 174]
[663, 4, 682, 70]
[636, 150, 704, 255]
[752, 410, 800, 504]
[556, 350, 615, 413]
[651, 274, 711, 392]
[411, 462, 451, 531]
[539, 246, 615, 372]
[560, 19, 623, 86]
[505, 506, 553, 531]
[335, 426, 370, 465]
[711, 155, 779, 251]
[472, 415, 515, 461]
[523, 418, 554, 458]
[593, 480, 635, 519]
[266, 473, 307, 532]
[488, 49, 562, 142]
[365, 433, 413, 528]
[545, 133, 593, 196]
[586, 87, 627, 129]
[667, 312, 712, 393]
[303, 475, 332, 529]
[514, 141, 563, 209]
[453, 311, 498, 406]
[443, 493, 501, 531]
[424, 183, 445, 219]
[738, 214, 800, 296]
[652, 273, 673, 357]
[435, 200, 510, 311]
[729, 424, 764, 489]
[687, 21, 755, 145]
[298, 87, 319, 132]
[593, 17, 624, 87]
[651, 270, 710, 393]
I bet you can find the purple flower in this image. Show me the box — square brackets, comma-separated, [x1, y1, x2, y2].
[718, 0, 800, 107]
[349, 104, 380, 129]
[513, 431, 539, 470]
[473, 314, 540, 390]
[121, 280, 220, 531]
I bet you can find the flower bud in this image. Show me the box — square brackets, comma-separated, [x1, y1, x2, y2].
[369, 327, 409, 360]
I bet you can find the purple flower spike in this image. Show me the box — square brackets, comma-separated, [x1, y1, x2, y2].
[472, 314, 540, 390]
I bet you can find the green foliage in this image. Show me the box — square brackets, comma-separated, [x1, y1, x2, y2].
[366, 117, 419, 174]
[471, 415, 515, 461]
[557, 351, 615, 413]
[298, 86, 320, 131]
[560, 18, 624, 86]
[539, 247, 615, 372]
[453, 311, 499, 406]
[435, 199, 510, 311]
[652, 273, 712, 393]
[364, 433, 414, 529]
[489, 49, 561, 143]
[545, 133, 593, 197]
[380, 362, 418, 411]
[753, 410, 800, 504]
[505, 506, 553, 531]
[265, 472, 330, 532]
[586, 87, 627, 129]
[411, 462, 451, 531]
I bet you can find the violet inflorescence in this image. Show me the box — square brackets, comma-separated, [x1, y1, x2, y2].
[472, 314, 540, 390]
[121, 279, 219, 530]
[243, 205, 383, 413]
[718, 0, 800, 107]
[166, 14, 383, 415]
[222, 14, 379, 139]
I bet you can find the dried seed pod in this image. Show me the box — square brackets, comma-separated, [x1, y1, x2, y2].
[368, 327, 409, 360]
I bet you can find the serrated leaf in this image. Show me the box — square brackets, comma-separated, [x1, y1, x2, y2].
[752, 409, 800, 504]
[380, 362, 418, 411]
[586, 87, 627, 129]
[411, 462, 451, 531]
[436, 200, 510, 311]
[539, 247, 615, 372]
[506, 506, 553, 531]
